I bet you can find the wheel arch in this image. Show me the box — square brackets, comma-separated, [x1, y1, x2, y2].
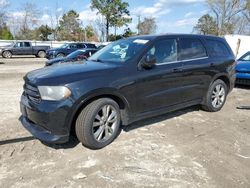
[68, 90, 131, 135]
[211, 73, 231, 91]
[2, 50, 12, 57]
[202, 73, 231, 105]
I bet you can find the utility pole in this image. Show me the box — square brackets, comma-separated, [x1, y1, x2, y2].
[137, 15, 141, 35]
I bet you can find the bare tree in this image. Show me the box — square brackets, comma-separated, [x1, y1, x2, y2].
[242, 0, 250, 22]
[137, 17, 157, 35]
[20, 2, 41, 32]
[206, 0, 246, 35]
[46, 3, 64, 40]
[93, 16, 106, 42]
[0, 0, 9, 27]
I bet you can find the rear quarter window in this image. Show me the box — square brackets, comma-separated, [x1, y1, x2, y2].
[86, 43, 97, 48]
[205, 39, 231, 57]
[179, 38, 207, 61]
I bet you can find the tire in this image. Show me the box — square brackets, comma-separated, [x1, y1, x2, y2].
[2, 51, 12, 58]
[56, 53, 65, 58]
[75, 98, 121, 149]
[37, 51, 46, 58]
[202, 79, 228, 112]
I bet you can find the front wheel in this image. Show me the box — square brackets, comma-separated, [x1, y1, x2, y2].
[202, 79, 228, 112]
[2, 51, 12, 58]
[75, 98, 121, 149]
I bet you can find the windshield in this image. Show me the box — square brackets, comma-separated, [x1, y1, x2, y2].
[239, 52, 250, 61]
[67, 50, 85, 58]
[89, 38, 150, 63]
[60, 44, 69, 48]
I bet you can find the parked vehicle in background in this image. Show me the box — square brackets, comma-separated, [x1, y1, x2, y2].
[0, 41, 50, 58]
[46, 43, 97, 59]
[236, 51, 250, 85]
[96, 42, 111, 50]
[45, 48, 98, 66]
[20, 34, 235, 149]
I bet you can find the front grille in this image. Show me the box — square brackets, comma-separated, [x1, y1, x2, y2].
[24, 83, 41, 103]
[236, 78, 250, 85]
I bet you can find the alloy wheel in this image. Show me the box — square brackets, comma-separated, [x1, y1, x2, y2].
[211, 84, 225, 108]
[92, 105, 118, 142]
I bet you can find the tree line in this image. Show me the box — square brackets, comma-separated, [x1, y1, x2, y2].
[0, 0, 158, 42]
[194, 0, 250, 35]
[0, 0, 249, 42]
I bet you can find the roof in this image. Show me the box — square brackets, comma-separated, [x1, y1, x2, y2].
[128, 33, 224, 41]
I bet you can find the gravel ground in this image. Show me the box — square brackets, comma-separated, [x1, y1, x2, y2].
[0, 57, 249, 188]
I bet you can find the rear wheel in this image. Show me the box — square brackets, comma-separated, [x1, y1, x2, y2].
[202, 79, 228, 112]
[37, 51, 46, 58]
[2, 51, 12, 58]
[75, 98, 121, 149]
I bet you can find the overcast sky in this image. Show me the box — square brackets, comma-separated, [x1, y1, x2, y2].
[5, 0, 208, 34]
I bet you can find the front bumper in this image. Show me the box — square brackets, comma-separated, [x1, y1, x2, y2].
[236, 73, 250, 85]
[46, 51, 56, 59]
[19, 94, 73, 144]
[19, 115, 68, 143]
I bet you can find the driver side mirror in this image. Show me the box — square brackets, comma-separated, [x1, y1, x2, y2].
[141, 54, 156, 69]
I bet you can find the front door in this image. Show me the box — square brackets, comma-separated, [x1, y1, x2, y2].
[136, 38, 185, 114]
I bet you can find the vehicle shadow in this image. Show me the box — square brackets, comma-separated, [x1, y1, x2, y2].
[0, 136, 36, 146]
[0, 106, 199, 148]
[123, 106, 200, 132]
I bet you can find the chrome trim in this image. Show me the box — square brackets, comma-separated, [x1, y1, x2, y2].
[156, 56, 209, 66]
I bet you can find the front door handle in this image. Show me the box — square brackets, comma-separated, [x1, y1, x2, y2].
[173, 68, 183, 73]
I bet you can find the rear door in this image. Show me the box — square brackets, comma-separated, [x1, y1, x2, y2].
[136, 38, 185, 114]
[22, 42, 32, 55]
[178, 37, 211, 102]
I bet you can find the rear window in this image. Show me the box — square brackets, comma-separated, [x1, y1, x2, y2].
[179, 38, 207, 61]
[206, 39, 231, 57]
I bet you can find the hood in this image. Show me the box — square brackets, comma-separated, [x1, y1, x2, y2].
[46, 57, 67, 65]
[0, 44, 13, 49]
[236, 61, 250, 72]
[25, 61, 119, 85]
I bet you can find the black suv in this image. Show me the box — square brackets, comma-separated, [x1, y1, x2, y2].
[20, 34, 236, 149]
[46, 43, 97, 59]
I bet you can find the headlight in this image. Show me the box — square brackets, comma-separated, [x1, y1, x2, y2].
[38, 86, 71, 101]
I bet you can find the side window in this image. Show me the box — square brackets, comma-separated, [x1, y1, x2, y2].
[69, 44, 77, 49]
[146, 39, 177, 64]
[179, 38, 207, 60]
[241, 53, 250, 61]
[206, 39, 231, 57]
[15, 42, 22, 47]
[24, 42, 31, 47]
[77, 44, 85, 49]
